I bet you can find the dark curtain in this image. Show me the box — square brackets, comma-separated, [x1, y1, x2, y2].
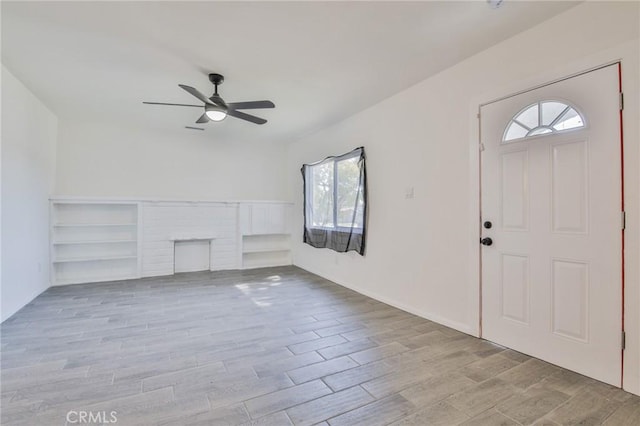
[301, 147, 367, 255]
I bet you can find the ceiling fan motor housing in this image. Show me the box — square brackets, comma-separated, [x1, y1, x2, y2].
[209, 94, 227, 107]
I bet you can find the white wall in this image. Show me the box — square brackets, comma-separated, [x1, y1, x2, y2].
[1, 65, 58, 322]
[287, 2, 640, 394]
[55, 121, 288, 201]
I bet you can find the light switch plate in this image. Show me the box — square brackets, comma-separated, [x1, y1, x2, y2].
[405, 187, 414, 199]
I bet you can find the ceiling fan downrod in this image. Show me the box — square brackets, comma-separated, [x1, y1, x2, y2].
[209, 73, 224, 96]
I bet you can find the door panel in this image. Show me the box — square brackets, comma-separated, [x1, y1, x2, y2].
[551, 259, 589, 342]
[501, 253, 530, 324]
[551, 140, 588, 233]
[501, 150, 529, 231]
[480, 64, 622, 386]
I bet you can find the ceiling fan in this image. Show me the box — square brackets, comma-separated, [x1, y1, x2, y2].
[143, 73, 275, 127]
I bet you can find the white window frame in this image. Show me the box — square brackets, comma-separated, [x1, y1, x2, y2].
[306, 150, 364, 234]
[502, 99, 587, 143]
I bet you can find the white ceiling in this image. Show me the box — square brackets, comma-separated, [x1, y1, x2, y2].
[1, 1, 578, 143]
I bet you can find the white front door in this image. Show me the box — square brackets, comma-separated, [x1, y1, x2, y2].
[480, 64, 623, 386]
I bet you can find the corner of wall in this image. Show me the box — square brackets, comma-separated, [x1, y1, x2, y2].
[1, 64, 58, 323]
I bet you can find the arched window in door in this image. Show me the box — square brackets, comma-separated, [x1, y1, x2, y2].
[503, 100, 586, 143]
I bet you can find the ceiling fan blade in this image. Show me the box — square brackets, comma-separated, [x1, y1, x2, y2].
[185, 126, 204, 131]
[227, 100, 275, 110]
[195, 113, 209, 124]
[143, 101, 202, 108]
[227, 109, 267, 125]
[178, 84, 213, 105]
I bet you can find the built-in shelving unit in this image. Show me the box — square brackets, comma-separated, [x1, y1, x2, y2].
[50, 198, 292, 282]
[51, 201, 140, 285]
[242, 234, 292, 269]
[240, 203, 293, 269]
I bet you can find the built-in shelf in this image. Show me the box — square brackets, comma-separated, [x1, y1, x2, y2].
[241, 232, 291, 269]
[55, 275, 135, 286]
[53, 255, 138, 263]
[53, 223, 137, 227]
[51, 201, 140, 285]
[242, 247, 290, 254]
[53, 239, 137, 245]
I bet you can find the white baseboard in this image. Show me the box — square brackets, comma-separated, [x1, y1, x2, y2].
[1, 284, 50, 323]
[295, 262, 477, 337]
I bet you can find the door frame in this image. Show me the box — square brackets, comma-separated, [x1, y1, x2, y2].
[475, 61, 626, 386]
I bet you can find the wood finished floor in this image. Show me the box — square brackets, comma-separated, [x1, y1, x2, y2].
[1, 266, 638, 426]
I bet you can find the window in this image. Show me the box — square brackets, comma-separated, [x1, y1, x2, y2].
[301, 147, 367, 255]
[503, 100, 585, 142]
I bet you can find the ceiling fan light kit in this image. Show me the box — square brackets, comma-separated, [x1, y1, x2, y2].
[205, 104, 227, 121]
[143, 73, 275, 127]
